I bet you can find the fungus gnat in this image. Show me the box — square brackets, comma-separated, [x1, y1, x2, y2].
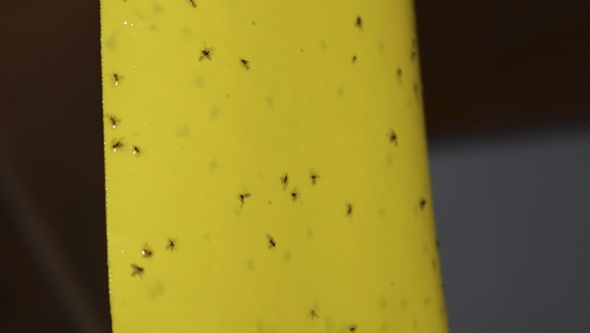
[106, 114, 120, 128]
[389, 129, 398, 146]
[141, 243, 153, 258]
[237, 192, 251, 208]
[290, 187, 300, 202]
[308, 310, 320, 319]
[199, 43, 215, 61]
[420, 199, 426, 210]
[346, 203, 353, 216]
[240, 59, 250, 69]
[349, 324, 358, 331]
[355, 16, 362, 30]
[132, 146, 142, 155]
[111, 138, 124, 151]
[267, 234, 276, 249]
[352, 55, 357, 63]
[166, 238, 177, 251]
[188, 0, 196, 7]
[131, 264, 144, 278]
[310, 170, 320, 185]
[280, 174, 288, 190]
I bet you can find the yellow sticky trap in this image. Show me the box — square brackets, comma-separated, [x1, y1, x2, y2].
[101, 0, 447, 332]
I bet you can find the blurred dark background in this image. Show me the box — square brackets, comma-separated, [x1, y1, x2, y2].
[0, 0, 588, 332]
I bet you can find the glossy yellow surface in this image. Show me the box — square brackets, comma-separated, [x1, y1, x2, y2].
[101, 0, 447, 332]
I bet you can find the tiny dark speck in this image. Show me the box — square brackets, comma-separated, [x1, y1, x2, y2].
[420, 199, 426, 210]
[352, 55, 357, 63]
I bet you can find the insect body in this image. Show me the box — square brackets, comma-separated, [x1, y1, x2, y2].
[346, 203, 353, 216]
[310, 170, 320, 185]
[420, 199, 426, 210]
[352, 55, 357, 63]
[349, 324, 358, 331]
[290, 187, 300, 202]
[240, 59, 250, 69]
[237, 192, 251, 208]
[142, 243, 152, 258]
[280, 174, 288, 190]
[267, 234, 276, 249]
[131, 264, 144, 278]
[389, 129, 397, 146]
[308, 310, 320, 319]
[188, 0, 196, 7]
[132, 146, 141, 155]
[199, 43, 215, 61]
[166, 238, 177, 251]
[106, 114, 120, 128]
[111, 138, 124, 151]
[355, 16, 362, 30]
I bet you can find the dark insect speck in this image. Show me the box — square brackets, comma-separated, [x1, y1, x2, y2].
[308, 310, 320, 319]
[346, 203, 353, 216]
[166, 238, 177, 251]
[188, 0, 196, 7]
[290, 187, 300, 202]
[111, 138, 124, 150]
[199, 43, 215, 61]
[420, 199, 427, 210]
[240, 59, 250, 69]
[352, 55, 357, 63]
[106, 114, 120, 128]
[141, 243, 153, 258]
[355, 16, 362, 30]
[389, 129, 397, 146]
[310, 170, 320, 185]
[131, 264, 144, 278]
[237, 192, 251, 208]
[267, 234, 276, 249]
[280, 174, 288, 190]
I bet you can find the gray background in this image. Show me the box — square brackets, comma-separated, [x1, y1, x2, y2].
[431, 127, 590, 332]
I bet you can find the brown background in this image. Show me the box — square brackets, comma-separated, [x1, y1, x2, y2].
[0, 0, 588, 332]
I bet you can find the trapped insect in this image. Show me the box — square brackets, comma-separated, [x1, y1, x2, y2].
[280, 174, 288, 190]
[420, 199, 426, 210]
[346, 203, 353, 216]
[308, 310, 320, 319]
[355, 16, 362, 30]
[267, 234, 276, 249]
[237, 192, 251, 208]
[389, 129, 397, 146]
[188, 0, 196, 7]
[106, 114, 120, 128]
[290, 187, 300, 202]
[142, 243, 152, 258]
[113, 73, 121, 86]
[310, 170, 320, 185]
[352, 55, 357, 63]
[199, 43, 215, 61]
[111, 138, 124, 151]
[240, 59, 250, 69]
[131, 264, 144, 278]
[132, 146, 142, 155]
[166, 238, 177, 251]
[349, 324, 358, 331]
